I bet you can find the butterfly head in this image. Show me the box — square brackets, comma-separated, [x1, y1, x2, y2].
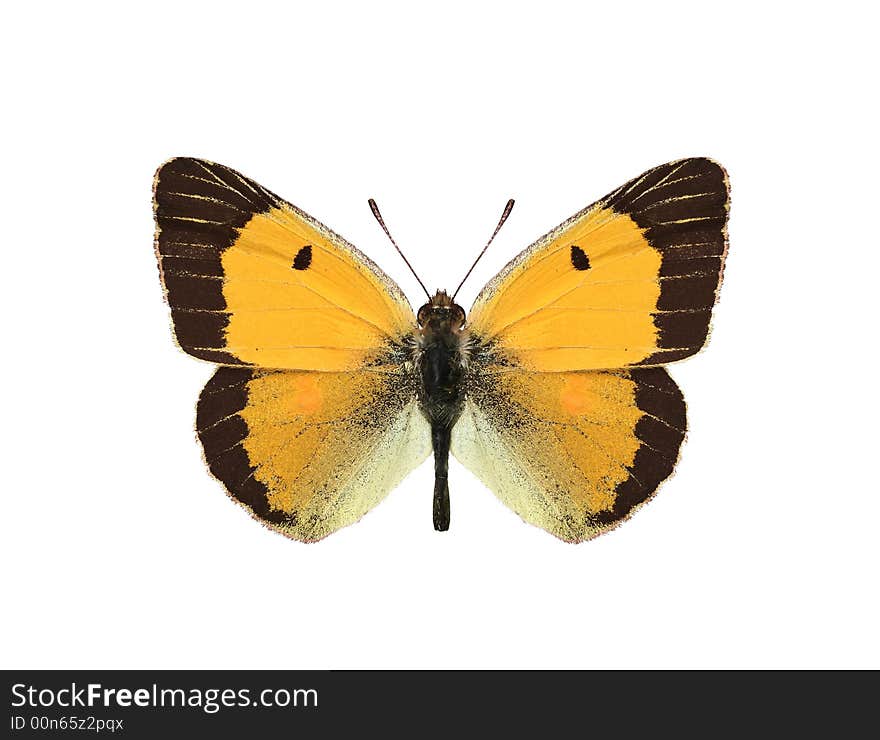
[417, 290, 466, 331]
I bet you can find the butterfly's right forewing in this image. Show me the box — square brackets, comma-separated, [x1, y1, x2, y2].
[466, 158, 729, 371]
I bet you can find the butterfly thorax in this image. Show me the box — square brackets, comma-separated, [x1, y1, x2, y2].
[415, 290, 467, 425]
[415, 290, 468, 532]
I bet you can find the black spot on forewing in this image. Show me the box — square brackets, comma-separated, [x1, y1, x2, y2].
[570, 245, 591, 270]
[292, 244, 312, 270]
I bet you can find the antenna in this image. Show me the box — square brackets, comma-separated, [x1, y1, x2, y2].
[451, 199, 515, 300]
[368, 198, 431, 301]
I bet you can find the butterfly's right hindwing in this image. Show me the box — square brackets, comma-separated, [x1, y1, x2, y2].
[451, 365, 686, 542]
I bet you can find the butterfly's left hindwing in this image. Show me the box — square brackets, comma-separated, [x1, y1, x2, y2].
[451, 366, 685, 542]
[197, 366, 430, 542]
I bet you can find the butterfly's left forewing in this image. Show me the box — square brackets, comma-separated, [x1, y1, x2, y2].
[154, 157, 415, 371]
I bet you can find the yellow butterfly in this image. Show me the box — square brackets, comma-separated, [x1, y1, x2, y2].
[153, 157, 729, 542]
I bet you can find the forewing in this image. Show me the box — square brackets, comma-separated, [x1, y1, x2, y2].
[467, 158, 729, 371]
[154, 157, 416, 370]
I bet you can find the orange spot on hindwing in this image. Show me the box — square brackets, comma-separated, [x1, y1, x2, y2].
[291, 375, 322, 414]
[560, 375, 595, 415]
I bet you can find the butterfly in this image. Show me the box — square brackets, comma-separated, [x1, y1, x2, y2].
[153, 157, 729, 542]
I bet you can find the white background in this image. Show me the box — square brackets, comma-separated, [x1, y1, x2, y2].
[3, 2, 878, 669]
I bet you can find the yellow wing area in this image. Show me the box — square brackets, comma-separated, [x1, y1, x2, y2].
[197, 366, 430, 542]
[451, 367, 685, 542]
[468, 158, 729, 371]
[154, 157, 415, 370]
